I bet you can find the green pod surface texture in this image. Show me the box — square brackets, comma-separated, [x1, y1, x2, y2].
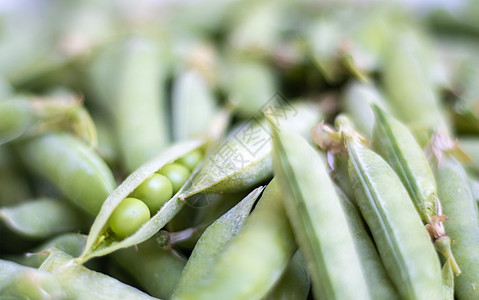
[113, 239, 186, 299]
[40, 249, 158, 300]
[347, 138, 442, 299]
[17, 133, 116, 215]
[172, 187, 263, 297]
[436, 157, 479, 300]
[174, 178, 296, 300]
[337, 188, 398, 300]
[272, 128, 371, 300]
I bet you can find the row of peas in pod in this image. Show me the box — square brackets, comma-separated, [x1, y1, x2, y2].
[4, 0, 479, 299]
[109, 150, 203, 239]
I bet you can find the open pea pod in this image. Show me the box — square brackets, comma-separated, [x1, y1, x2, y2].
[180, 101, 321, 204]
[40, 249, 158, 300]
[76, 139, 205, 263]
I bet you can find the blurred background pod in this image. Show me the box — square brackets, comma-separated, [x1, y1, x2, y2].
[87, 33, 171, 172]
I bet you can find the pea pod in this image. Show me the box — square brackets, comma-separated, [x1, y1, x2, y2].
[172, 186, 263, 297]
[382, 28, 451, 144]
[333, 116, 442, 299]
[112, 238, 187, 299]
[17, 133, 116, 215]
[40, 249, 158, 300]
[88, 34, 170, 172]
[435, 156, 479, 300]
[0, 198, 87, 239]
[172, 69, 218, 141]
[222, 56, 276, 117]
[342, 81, 389, 139]
[336, 186, 398, 299]
[173, 179, 296, 300]
[371, 105, 460, 274]
[8, 233, 87, 268]
[0, 259, 67, 299]
[181, 101, 321, 203]
[0, 96, 97, 146]
[271, 126, 370, 300]
[77, 139, 204, 263]
[264, 251, 310, 300]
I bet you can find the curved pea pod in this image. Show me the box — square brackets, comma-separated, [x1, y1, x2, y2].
[16, 133, 116, 215]
[371, 105, 460, 274]
[340, 118, 443, 299]
[181, 101, 321, 202]
[342, 81, 389, 139]
[172, 69, 218, 141]
[264, 251, 310, 300]
[337, 187, 398, 299]
[112, 238, 186, 299]
[0, 259, 67, 299]
[39, 249, 158, 300]
[435, 156, 479, 300]
[172, 186, 263, 297]
[0, 96, 97, 146]
[76, 139, 205, 263]
[0, 198, 87, 239]
[382, 28, 451, 144]
[88, 34, 170, 172]
[271, 126, 370, 300]
[173, 179, 296, 300]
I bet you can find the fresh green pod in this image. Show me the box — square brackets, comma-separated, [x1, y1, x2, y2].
[181, 101, 321, 202]
[0, 259, 67, 299]
[264, 251, 310, 300]
[222, 57, 276, 117]
[336, 186, 398, 299]
[112, 238, 186, 299]
[0, 198, 87, 239]
[442, 256, 455, 300]
[382, 28, 451, 144]
[39, 249, 158, 299]
[372, 105, 460, 274]
[172, 186, 263, 297]
[173, 179, 296, 300]
[0, 96, 97, 146]
[17, 133, 116, 215]
[271, 126, 370, 300]
[8, 234, 87, 268]
[88, 34, 170, 172]
[338, 117, 443, 299]
[342, 81, 389, 139]
[77, 140, 204, 263]
[435, 156, 479, 300]
[172, 69, 218, 141]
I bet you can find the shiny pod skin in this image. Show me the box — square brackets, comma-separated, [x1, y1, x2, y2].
[17, 133, 116, 215]
[346, 135, 442, 299]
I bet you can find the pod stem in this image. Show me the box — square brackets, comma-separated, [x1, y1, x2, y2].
[434, 236, 461, 276]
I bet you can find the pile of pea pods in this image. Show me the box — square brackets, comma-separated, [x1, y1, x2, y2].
[2, 0, 479, 299]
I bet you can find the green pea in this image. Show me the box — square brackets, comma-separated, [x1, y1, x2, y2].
[109, 198, 150, 239]
[132, 174, 173, 213]
[176, 149, 203, 171]
[159, 163, 190, 194]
